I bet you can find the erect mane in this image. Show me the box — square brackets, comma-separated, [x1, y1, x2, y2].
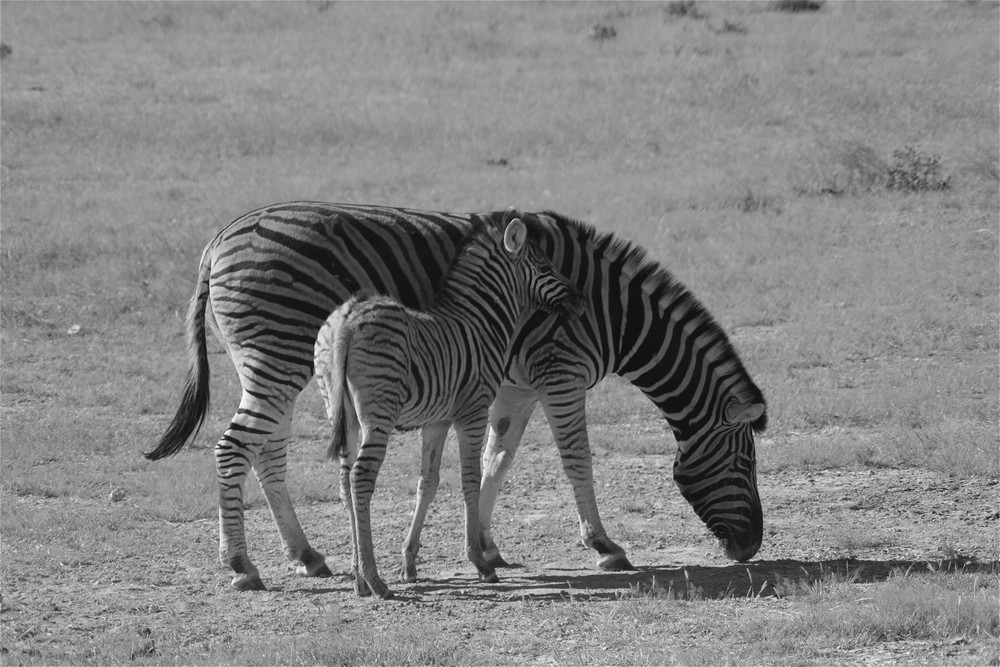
[532, 211, 767, 433]
[422, 217, 495, 308]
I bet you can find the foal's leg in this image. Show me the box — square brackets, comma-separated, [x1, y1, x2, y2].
[455, 415, 498, 584]
[400, 421, 450, 583]
[351, 423, 393, 599]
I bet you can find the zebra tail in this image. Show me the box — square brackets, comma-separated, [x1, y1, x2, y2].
[325, 308, 352, 463]
[144, 247, 212, 460]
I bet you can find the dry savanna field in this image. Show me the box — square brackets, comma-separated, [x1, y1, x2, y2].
[1, 2, 998, 665]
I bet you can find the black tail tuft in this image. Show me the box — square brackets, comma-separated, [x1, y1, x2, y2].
[145, 249, 212, 460]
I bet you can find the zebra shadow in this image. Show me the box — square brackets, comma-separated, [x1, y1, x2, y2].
[400, 556, 997, 603]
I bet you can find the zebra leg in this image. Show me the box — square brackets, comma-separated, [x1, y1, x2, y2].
[215, 419, 267, 591]
[350, 428, 392, 599]
[479, 384, 538, 568]
[337, 415, 367, 596]
[400, 421, 449, 583]
[538, 388, 634, 571]
[252, 418, 333, 580]
[455, 416, 498, 584]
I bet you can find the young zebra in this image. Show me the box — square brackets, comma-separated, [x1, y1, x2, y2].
[313, 212, 582, 599]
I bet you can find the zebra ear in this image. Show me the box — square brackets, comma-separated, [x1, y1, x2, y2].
[724, 400, 765, 425]
[503, 218, 527, 256]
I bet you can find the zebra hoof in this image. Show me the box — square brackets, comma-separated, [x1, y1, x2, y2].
[296, 562, 334, 578]
[479, 570, 500, 584]
[597, 552, 635, 572]
[231, 573, 267, 591]
[296, 548, 333, 578]
[359, 574, 392, 599]
[368, 582, 393, 600]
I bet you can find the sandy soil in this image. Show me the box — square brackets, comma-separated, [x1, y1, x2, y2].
[2, 437, 997, 665]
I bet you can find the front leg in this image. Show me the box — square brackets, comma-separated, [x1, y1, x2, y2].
[537, 386, 633, 571]
[455, 415, 498, 584]
[400, 421, 449, 583]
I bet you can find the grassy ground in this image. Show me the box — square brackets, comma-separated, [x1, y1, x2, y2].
[2, 1, 998, 664]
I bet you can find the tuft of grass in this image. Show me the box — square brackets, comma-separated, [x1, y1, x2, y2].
[766, 566, 999, 644]
[622, 575, 705, 601]
[217, 623, 474, 667]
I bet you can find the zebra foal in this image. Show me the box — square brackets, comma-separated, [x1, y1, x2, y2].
[314, 211, 581, 598]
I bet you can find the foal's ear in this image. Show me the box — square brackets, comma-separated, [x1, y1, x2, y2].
[503, 217, 527, 256]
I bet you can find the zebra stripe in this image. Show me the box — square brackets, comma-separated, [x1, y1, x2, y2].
[314, 214, 581, 598]
[146, 201, 765, 591]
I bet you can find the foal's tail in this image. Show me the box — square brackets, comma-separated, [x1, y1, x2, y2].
[316, 302, 355, 462]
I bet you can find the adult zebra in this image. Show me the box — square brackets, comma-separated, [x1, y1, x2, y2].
[146, 202, 766, 591]
[315, 212, 582, 598]
[479, 212, 766, 571]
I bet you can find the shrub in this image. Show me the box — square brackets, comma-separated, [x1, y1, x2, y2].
[588, 24, 617, 41]
[771, 0, 825, 12]
[885, 146, 951, 192]
[664, 1, 705, 19]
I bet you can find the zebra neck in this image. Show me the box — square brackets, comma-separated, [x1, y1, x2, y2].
[530, 210, 763, 437]
[617, 284, 759, 438]
[430, 249, 521, 345]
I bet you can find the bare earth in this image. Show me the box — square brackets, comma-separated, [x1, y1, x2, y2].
[3, 433, 997, 665]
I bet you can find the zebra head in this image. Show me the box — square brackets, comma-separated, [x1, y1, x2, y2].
[672, 396, 766, 562]
[501, 211, 584, 319]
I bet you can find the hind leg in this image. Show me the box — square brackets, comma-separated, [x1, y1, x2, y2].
[400, 421, 449, 583]
[217, 394, 328, 591]
[455, 415, 497, 584]
[252, 402, 332, 580]
[351, 425, 393, 599]
[215, 405, 268, 591]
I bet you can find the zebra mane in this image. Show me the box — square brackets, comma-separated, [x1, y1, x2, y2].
[535, 210, 767, 433]
[425, 217, 493, 306]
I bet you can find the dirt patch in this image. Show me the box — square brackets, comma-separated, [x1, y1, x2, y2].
[2, 441, 997, 664]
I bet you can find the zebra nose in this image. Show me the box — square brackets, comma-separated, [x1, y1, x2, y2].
[720, 532, 762, 562]
[716, 520, 763, 562]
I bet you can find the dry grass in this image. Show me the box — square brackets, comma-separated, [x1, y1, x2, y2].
[1, 2, 997, 665]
